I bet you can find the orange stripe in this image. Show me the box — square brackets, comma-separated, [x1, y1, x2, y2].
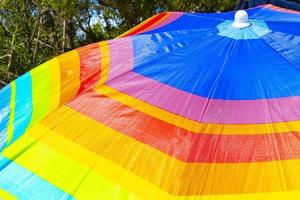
[96, 84, 300, 135]
[41, 105, 300, 195]
[68, 90, 300, 163]
[57, 50, 81, 104]
[97, 41, 110, 86]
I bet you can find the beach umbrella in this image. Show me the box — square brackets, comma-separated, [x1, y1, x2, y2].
[0, 4, 300, 200]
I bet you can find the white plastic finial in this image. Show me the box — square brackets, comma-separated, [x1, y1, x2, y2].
[232, 10, 251, 28]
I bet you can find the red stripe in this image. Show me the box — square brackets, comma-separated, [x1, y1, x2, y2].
[77, 43, 101, 95]
[68, 90, 300, 163]
[122, 13, 168, 37]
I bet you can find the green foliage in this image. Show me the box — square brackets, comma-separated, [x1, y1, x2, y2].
[0, 0, 236, 87]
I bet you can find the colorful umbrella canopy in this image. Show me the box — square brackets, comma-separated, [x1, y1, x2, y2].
[0, 4, 300, 200]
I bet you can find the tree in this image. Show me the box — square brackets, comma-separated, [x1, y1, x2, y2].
[0, 0, 236, 87]
[0, 0, 80, 85]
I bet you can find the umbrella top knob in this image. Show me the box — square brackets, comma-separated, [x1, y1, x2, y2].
[232, 10, 251, 28]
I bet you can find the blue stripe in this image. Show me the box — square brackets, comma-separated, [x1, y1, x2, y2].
[141, 7, 262, 35]
[133, 30, 300, 100]
[0, 85, 11, 151]
[132, 7, 300, 100]
[0, 155, 74, 200]
[12, 73, 33, 143]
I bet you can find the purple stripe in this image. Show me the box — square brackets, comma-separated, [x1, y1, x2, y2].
[106, 71, 300, 124]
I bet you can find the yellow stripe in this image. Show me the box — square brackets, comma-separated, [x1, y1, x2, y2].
[40, 105, 300, 195]
[97, 41, 110, 86]
[96, 85, 300, 135]
[27, 124, 174, 199]
[26, 58, 60, 131]
[3, 125, 300, 200]
[29, 62, 51, 126]
[6, 81, 16, 145]
[47, 58, 61, 112]
[3, 119, 300, 199]
[1, 126, 138, 200]
[0, 189, 17, 200]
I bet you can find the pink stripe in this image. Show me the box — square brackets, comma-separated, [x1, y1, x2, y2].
[106, 71, 300, 124]
[264, 4, 300, 14]
[107, 37, 134, 81]
[145, 12, 184, 33]
[104, 20, 300, 125]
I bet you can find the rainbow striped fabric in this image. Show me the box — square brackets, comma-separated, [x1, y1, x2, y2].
[1, 4, 300, 200]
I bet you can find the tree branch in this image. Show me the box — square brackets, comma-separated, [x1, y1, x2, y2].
[0, 54, 11, 60]
[0, 21, 12, 37]
[7, 27, 17, 71]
